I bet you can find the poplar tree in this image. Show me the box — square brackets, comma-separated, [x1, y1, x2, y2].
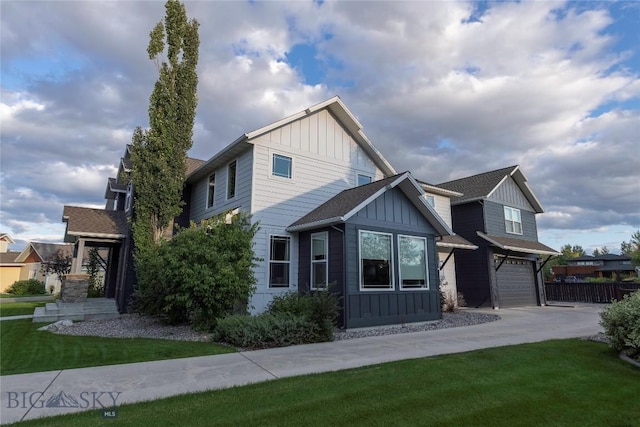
[130, 0, 199, 250]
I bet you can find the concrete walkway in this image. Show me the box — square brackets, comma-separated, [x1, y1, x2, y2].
[0, 304, 604, 425]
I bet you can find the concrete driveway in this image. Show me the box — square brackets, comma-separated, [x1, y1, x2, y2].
[0, 304, 604, 425]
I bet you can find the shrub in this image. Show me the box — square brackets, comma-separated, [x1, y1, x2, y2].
[599, 291, 640, 361]
[6, 279, 46, 296]
[213, 313, 317, 349]
[268, 290, 339, 342]
[441, 290, 466, 313]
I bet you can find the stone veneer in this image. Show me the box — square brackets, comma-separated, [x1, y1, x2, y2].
[59, 274, 90, 303]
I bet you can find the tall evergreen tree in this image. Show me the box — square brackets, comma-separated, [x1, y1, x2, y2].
[130, 0, 199, 249]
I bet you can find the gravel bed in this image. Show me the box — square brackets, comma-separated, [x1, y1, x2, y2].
[50, 310, 501, 343]
[334, 311, 500, 340]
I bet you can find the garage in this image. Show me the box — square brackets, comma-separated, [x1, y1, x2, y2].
[495, 258, 538, 307]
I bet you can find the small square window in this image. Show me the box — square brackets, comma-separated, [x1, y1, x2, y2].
[425, 195, 435, 208]
[357, 174, 372, 186]
[272, 154, 292, 178]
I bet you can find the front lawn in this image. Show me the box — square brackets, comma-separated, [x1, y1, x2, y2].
[7, 339, 640, 426]
[0, 320, 235, 376]
[0, 302, 45, 317]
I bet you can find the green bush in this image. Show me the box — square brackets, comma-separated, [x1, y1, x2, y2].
[599, 291, 640, 361]
[6, 279, 46, 296]
[268, 290, 339, 342]
[213, 313, 317, 349]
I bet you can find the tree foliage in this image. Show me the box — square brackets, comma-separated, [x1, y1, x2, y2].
[40, 249, 72, 281]
[130, 0, 199, 251]
[544, 244, 586, 280]
[135, 211, 260, 330]
[620, 230, 640, 267]
[592, 246, 610, 257]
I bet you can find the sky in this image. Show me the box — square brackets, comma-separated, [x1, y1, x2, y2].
[1, 0, 639, 255]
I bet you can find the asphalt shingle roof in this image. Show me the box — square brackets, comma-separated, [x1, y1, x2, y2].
[437, 166, 518, 204]
[0, 251, 21, 264]
[63, 206, 128, 238]
[479, 232, 560, 256]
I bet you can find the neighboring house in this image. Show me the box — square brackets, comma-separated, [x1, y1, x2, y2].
[438, 165, 560, 308]
[14, 243, 74, 293]
[552, 254, 637, 281]
[62, 96, 457, 328]
[0, 234, 24, 292]
[417, 181, 478, 302]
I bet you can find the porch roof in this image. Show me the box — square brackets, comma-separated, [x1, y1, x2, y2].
[62, 206, 128, 242]
[436, 234, 478, 250]
[477, 231, 561, 256]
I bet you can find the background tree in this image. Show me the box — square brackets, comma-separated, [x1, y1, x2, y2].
[620, 230, 640, 267]
[130, 0, 199, 305]
[40, 249, 72, 281]
[544, 244, 586, 280]
[592, 246, 610, 257]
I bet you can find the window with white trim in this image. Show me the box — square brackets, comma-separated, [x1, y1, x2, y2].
[359, 230, 393, 290]
[504, 206, 522, 235]
[269, 235, 290, 287]
[207, 173, 215, 208]
[398, 235, 428, 289]
[357, 174, 372, 186]
[311, 232, 328, 290]
[425, 195, 435, 208]
[272, 154, 292, 178]
[125, 183, 133, 212]
[227, 161, 237, 199]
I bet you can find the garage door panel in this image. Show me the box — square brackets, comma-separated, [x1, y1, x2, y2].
[496, 259, 537, 307]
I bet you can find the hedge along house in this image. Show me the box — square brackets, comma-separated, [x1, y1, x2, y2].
[288, 172, 453, 328]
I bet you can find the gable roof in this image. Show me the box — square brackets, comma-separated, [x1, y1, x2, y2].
[62, 206, 128, 242]
[438, 165, 544, 213]
[416, 179, 463, 198]
[0, 233, 15, 244]
[187, 96, 397, 183]
[287, 172, 453, 236]
[15, 242, 73, 263]
[0, 251, 22, 265]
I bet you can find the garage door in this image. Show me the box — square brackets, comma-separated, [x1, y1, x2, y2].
[495, 259, 537, 307]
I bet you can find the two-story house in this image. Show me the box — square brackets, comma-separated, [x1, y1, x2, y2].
[438, 166, 560, 308]
[63, 96, 459, 328]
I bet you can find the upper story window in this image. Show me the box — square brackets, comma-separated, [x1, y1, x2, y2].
[425, 195, 435, 208]
[125, 183, 133, 212]
[227, 160, 237, 199]
[504, 206, 522, 235]
[357, 174, 372, 186]
[311, 232, 328, 290]
[269, 235, 290, 288]
[272, 154, 292, 179]
[207, 173, 216, 208]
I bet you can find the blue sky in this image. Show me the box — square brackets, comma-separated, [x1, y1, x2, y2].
[1, 0, 638, 255]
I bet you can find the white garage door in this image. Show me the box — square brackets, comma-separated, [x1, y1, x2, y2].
[496, 259, 537, 307]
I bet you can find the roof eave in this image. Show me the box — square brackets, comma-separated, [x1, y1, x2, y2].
[286, 216, 345, 232]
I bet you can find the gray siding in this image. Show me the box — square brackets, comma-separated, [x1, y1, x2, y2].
[495, 258, 538, 307]
[484, 200, 538, 241]
[488, 176, 534, 211]
[354, 187, 432, 232]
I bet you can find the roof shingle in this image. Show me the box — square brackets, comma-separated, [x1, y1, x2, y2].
[62, 206, 128, 239]
[437, 166, 518, 204]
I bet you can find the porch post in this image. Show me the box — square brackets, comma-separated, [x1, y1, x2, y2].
[70, 239, 86, 273]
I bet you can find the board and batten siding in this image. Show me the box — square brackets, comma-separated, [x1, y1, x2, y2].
[488, 176, 535, 211]
[249, 109, 386, 313]
[484, 200, 539, 241]
[189, 148, 254, 223]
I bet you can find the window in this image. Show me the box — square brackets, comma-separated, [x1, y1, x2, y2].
[311, 232, 328, 290]
[504, 207, 522, 235]
[269, 236, 290, 287]
[425, 195, 435, 208]
[357, 174, 372, 186]
[125, 183, 132, 212]
[272, 154, 292, 178]
[227, 161, 236, 199]
[359, 230, 393, 290]
[207, 173, 216, 208]
[398, 235, 428, 289]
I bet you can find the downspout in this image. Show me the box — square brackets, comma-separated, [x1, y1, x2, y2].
[331, 225, 347, 329]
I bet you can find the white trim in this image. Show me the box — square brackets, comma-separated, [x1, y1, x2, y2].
[397, 234, 430, 290]
[66, 232, 126, 239]
[271, 153, 293, 180]
[504, 206, 523, 235]
[356, 173, 373, 186]
[358, 230, 395, 291]
[310, 232, 328, 290]
[268, 234, 291, 288]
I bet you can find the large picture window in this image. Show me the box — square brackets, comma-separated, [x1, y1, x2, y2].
[504, 206, 522, 235]
[207, 173, 215, 208]
[269, 235, 290, 287]
[311, 232, 328, 290]
[398, 235, 428, 289]
[359, 230, 393, 290]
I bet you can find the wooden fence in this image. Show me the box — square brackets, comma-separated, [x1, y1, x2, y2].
[545, 282, 640, 304]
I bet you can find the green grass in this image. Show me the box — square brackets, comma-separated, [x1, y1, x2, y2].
[0, 294, 50, 299]
[0, 320, 235, 375]
[7, 340, 640, 427]
[0, 302, 45, 317]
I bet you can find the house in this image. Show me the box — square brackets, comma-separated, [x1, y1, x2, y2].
[62, 96, 460, 327]
[14, 242, 74, 293]
[437, 165, 560, 308]
[0, 234, 23, 293]
[552, 254, 637, 281]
